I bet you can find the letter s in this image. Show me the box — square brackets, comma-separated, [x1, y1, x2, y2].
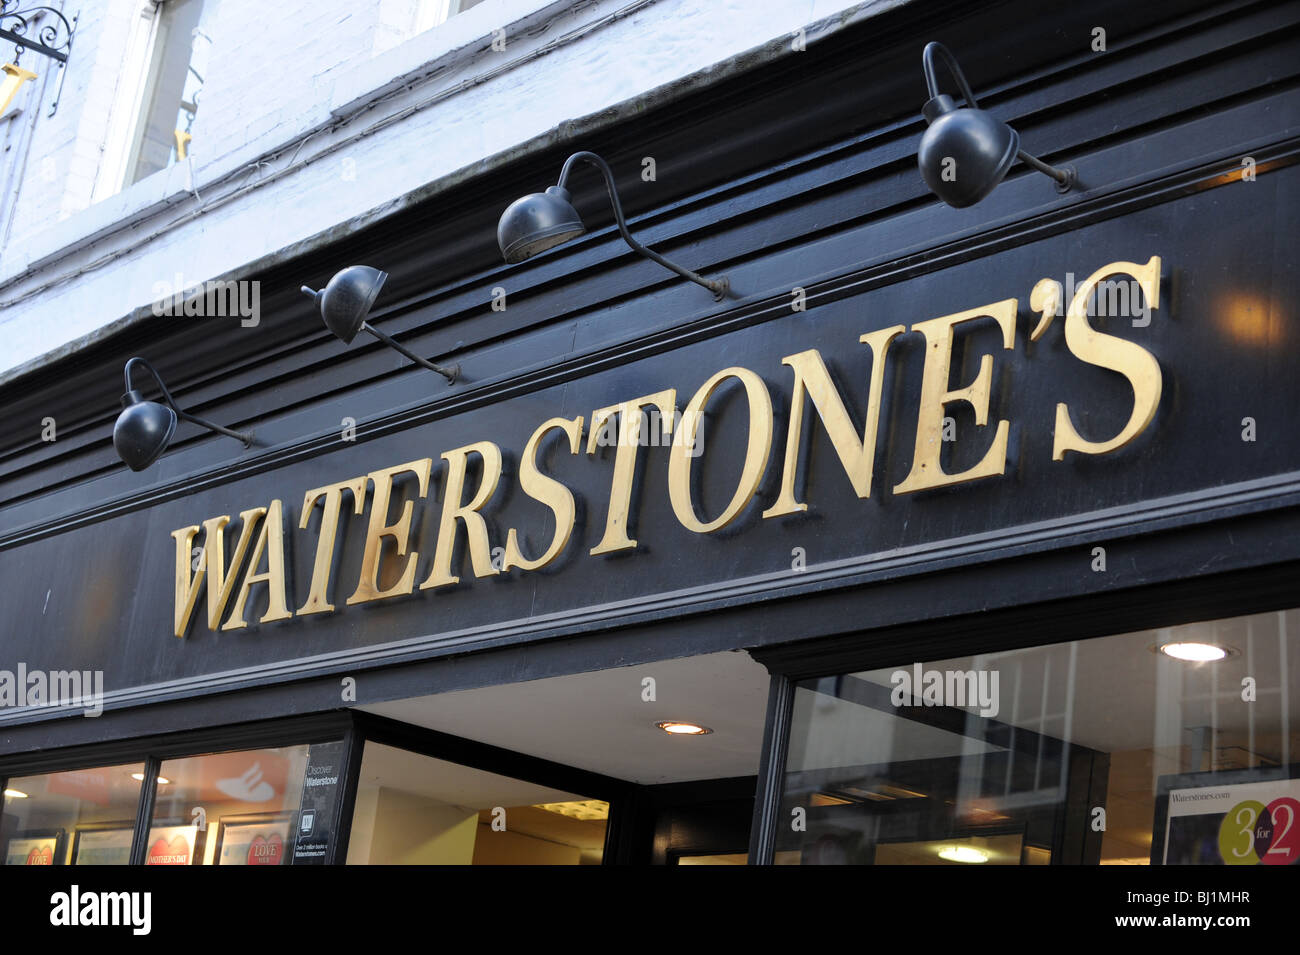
[1053, 256, 1162, 460]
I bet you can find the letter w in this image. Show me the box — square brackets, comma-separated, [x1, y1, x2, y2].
[171, 508, 267, 637]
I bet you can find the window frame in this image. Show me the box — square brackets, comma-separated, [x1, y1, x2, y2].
[92, 0, 207, 202]
[0, 708, 636, 865]
[91, 0, 165, 203]
[0, 712, 353, 866]
[745, 558, 1300, 864]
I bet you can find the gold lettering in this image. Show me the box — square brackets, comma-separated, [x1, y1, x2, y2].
[297, 476, 368, 615]
[503, 418, 583, 572]
[1053, 257, 1162, 459]
[171, 524, 204, 638]
[669, 368, 773, 533]
[348, 459, 432, 604]
[763, 328, 905, 518]
[586, 391, 677, 554]
[170, 508, 267, 636]
[224, 499, 292, 629]
[894, 299, 1017, 494]
[421, 442, 503, 589]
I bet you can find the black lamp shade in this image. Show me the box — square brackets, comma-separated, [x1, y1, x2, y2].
[308, 265, 388, 343]
[497, 186, 585, 263]
[114, 389, 178, 472]
[918, 94, 1020, 208]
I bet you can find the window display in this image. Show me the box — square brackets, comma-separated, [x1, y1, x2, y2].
[149, 744, 324, 865]
[1, 763, 145, 865]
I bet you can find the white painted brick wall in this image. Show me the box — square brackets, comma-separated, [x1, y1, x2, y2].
[4, 1, 123, 241]
[0, 0, 884, 380]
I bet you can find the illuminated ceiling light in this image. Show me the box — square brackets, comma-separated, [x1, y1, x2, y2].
[917, 42, 1075, 208]
[4, 788, 28, 798]
[1159, 642, 1230, 662]
[130, 773, 171, 784]
[938, 846, 989, 864]
[497, 150, 730, 300]
[536, 800, 610, 821]
[114, 357, 253, 471]
[301, 266, 459, 384]
[655, 720, 712, 736]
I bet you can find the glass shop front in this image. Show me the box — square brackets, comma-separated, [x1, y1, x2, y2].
[4, 607, 1296, 866]
[774, 608, 1300, 866]
[3, 741, 612, 866]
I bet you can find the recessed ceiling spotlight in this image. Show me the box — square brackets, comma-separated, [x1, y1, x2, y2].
[938, 846, 989, 864]
[130, 773, 171, 784]
[4, 788, 28, 799]
[1158, 642, 1231, 662]
[655, 721, 712, 736]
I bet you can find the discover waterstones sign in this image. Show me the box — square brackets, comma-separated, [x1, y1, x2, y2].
[170, 257, 1164, 638]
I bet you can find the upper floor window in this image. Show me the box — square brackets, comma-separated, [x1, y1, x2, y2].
[127, 0, 206, 184]
[373, 0, 491, 56]
[93, 0, 207, 201]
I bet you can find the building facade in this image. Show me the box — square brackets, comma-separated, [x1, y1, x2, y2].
[0, 0, 1297, 867]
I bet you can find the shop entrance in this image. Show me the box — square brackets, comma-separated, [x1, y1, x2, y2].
[347, 649, 771, 864]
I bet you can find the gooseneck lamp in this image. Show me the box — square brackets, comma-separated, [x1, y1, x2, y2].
[917, 42, 1075, 208]
[114, 357, 253, 471]
[496, 150, 730, 301]
[301, 266, 460, 384]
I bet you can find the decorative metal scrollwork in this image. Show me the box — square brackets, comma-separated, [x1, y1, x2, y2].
[0, 2, 76, 64]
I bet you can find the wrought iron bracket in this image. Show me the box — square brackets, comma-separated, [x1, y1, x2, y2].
[1, 2, 76, 64]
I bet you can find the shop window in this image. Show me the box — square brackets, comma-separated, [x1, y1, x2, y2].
[1, 763, 145, 865]
[776, 608, 1300, 865]
[148, 742, 343, 865]
[346, 742, 607, 864]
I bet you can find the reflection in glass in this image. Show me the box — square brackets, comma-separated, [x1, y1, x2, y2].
[1, 763, 145, 865]
[778, 609, 1299, 864]
[150, 745, 313, 865]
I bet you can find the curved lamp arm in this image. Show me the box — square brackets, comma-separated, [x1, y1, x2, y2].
[922, 41, 979, 109]
[557, 151, 730, 301]
[124, 357, 253, 447]
[921, 41, 1073, 190]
